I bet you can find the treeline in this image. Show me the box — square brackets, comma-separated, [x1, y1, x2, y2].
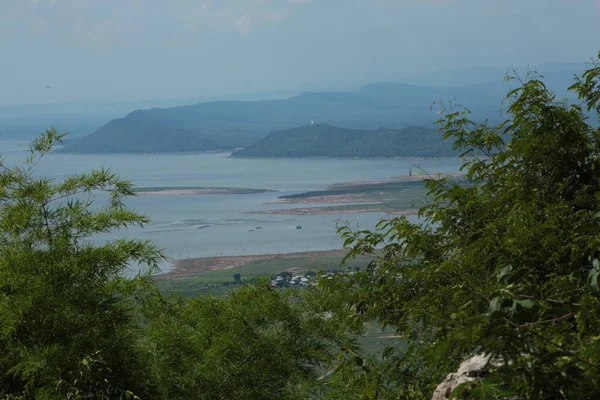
[232, 125, 456, 158]
[2, 54, 600, 399]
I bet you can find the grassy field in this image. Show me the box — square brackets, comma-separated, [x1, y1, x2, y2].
[280, 179, 427, 201]
[313, 196, 427, 214]
[156, 251, 377, 296]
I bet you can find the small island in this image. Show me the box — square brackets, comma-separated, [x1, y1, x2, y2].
[246, 173, 462, 215]
[232, 124, 456, 158]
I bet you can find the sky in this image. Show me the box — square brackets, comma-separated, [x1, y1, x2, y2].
[1, 0, 599, 106]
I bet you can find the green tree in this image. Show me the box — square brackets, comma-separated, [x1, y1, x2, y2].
[324, 53, 600, 398]
[137, 281, 361, 400]
[0, 129, 165, 398]
[0, 131, 360, 399]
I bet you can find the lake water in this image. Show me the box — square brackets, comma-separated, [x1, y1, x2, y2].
[0, 140, 463, 272]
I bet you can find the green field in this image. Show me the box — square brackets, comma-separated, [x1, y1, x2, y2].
[280, 179, 427, 201]
[315, 195, 427, 214]
[156, 252, 377, 297]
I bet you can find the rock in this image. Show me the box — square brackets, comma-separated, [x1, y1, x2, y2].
[431, 354, 495, 400]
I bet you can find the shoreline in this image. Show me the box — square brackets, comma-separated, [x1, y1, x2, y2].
[133, 187, 275, 196]
[244, 207, 419, 216]
[267, 193, 375, 205]
[327, 172, 462, 187]
[158, 249, 351, 279]
[245, 173, 450, 215]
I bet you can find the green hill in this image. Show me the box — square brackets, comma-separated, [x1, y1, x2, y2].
[55, 118, 218, 153]
[55, 64, 583, 154]
[232, 124, 455, 158]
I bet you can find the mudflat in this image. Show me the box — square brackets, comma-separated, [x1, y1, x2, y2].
[159, 249, 350, 279]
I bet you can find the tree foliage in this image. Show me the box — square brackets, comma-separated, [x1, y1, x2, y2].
[0, 129, 164, 398]
[3, 53, 600, 400]
[326, 52, 600, 398]
[233, 124, 455, 158]
[138, 281, 361, 400]
[0, 130, 359, 399]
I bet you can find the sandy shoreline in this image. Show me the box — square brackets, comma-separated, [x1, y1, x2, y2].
[138, 189, 240, 195]
[267, 193, 375, 205]
[158, 249, 350, 279]
[247, 173, 459, 215]
[133, 187, 274, 196]
[245, 207, 419, 216]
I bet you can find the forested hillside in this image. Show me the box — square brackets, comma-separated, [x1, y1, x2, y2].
[55, 118, 219, 153]
[57, 64, 582, 154]
[232, 124, 455, 158]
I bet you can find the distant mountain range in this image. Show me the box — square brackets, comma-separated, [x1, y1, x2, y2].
[58, 63, 585, 154]
[2, 62, 585, 154]
[0, 90, 298, 140]
[232, 124, 454, 158]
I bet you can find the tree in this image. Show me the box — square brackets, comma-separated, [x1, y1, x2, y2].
[280, 271, 293, 280]
[323, 53, 600, 398]
[0, 130, 360, 399]
[0, 129, 165, 398]
[137, 281, 362, 400]
[233, 273, 241, 283]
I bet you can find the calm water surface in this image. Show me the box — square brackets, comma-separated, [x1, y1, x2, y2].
[1, 140, 462, 272]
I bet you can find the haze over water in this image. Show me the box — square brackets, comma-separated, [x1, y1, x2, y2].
[1, 140, 462, 272]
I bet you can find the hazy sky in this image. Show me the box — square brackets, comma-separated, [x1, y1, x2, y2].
[1, 0, 599, 105]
